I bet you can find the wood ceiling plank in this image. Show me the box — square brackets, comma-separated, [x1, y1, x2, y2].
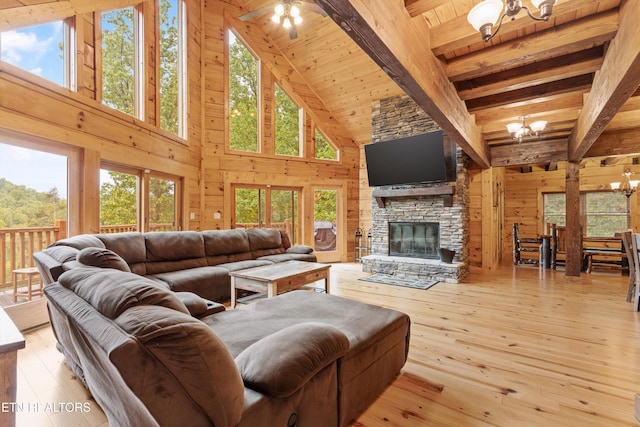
[568, 0, 640, 161]
[315, 0, 490, 168]
[430, 0, 617, 58]
[404, 0, 451, 18]
[0, 0, 141, 30]
[446, 10, 618, 82]
[585, 128, 640, 158]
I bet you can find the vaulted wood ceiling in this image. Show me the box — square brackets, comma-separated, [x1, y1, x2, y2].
[237, 0, 640, 169]
[2, 0, 639, 169]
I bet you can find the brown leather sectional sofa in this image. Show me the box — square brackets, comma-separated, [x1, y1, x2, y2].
[33, 228, 316, 302]
[42, 261, 411, 427]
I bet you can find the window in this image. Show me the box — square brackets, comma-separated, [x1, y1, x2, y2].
[101, 7, 138, 117]
[159, 0, 185, 136]
[543, 191, 628, 237]
[315, 128, 338, 160]
[233, 185, 300, 244]
[1, 21, 67, 87]
[100, 165, 181, 232]
[275, 84, 301, 157]
[584, 192, 627, 236]
[228, 31, 259, 152]
[543, 193, 565, 227]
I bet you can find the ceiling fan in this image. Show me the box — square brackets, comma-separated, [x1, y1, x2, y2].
[239, 0, 327, 39]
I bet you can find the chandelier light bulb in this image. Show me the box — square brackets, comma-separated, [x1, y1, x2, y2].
[294, 15, 303, 25]
[274, 4, 285, 16]
[271, 13, 281, 24]
[290, 5, 301, 17]
[282, 16, 292, 28]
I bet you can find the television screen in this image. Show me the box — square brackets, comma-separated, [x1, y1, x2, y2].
[365, 130, 448, 187]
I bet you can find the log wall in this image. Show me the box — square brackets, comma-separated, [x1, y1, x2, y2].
[0, 1, 359, 261]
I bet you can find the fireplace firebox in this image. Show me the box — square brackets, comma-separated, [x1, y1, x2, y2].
[388, 222, 439, 259]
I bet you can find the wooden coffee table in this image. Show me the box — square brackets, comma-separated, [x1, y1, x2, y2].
[229, 261, 330, 308]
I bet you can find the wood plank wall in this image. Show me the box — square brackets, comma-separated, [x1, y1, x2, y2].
[0, 1, 360, 261]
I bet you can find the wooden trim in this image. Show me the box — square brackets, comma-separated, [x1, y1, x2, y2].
[372, 185, 455, 208]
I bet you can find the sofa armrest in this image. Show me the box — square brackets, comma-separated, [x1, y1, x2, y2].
[174, 292, 225, 317]
[286, 245, 314, 254]
[235, 322, 349, 398]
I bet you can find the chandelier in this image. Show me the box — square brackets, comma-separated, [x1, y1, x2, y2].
[271, 1, 303, 30]
[506, 116, 547, 143]
[610, 170, 640, 198]
[467, 0, 557, 42]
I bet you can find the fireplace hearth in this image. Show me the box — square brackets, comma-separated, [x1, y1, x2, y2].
[389, 222, 439, 259]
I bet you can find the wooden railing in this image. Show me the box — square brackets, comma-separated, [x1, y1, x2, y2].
[0, 223, 64, 289]
[1, 222, 175, 290]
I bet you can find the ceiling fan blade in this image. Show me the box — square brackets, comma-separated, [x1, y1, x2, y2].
[239, 4, 274, 21]
[297, 1, 327, 16]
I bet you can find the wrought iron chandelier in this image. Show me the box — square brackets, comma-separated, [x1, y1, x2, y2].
[506, 116, 547, 143]
[610, 170, 640, 198]
[467, 0, 557, 42]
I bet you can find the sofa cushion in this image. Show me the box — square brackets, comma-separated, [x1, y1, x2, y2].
[279, 230, 292, 249]
[235, 322, 349, 398]
[58, 268, 189, 318]
[257, 253, 317, 263]
[174, 292, 225, 317]
[97, 232, 147, 275]
[203, 230, 253, 266]
[246, 228, 286, 258]
[114, 305, 244, 427]
[151, 266, 231, 302]
[286, 245, 314, 254]
[77, 247, 131, 272]
[53, 234, 106, 250]
[144, 232, 207, 274]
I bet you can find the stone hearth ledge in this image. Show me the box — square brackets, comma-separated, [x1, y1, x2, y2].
[361, 254, 466, 284]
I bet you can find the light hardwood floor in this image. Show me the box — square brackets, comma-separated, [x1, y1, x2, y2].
[16, 263, 640, 426]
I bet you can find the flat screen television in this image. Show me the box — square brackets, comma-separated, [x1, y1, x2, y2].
[364, 130, 455, 187]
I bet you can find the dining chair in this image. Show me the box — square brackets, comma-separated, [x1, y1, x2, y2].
[621, 231, 636, 303]
[629, 233, 640, 311]
[512, 223, 542, 265]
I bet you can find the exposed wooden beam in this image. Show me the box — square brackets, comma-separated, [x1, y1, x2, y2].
[456, 47, 604, 101]
[315, 0, 490, 168]
[466, 74, 593, 112]
[490, 138, 567, 167]
[568, 0, 640, 161]
[430, 0, 617, 58]
[473, 92, 584, 124]
[0, 0, 140, 31]
[446, 10, 618, 82]
[404, 0, 449, 17]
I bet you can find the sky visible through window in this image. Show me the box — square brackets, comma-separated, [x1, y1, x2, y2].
[0, 144, 68, 199]
[0, 21, 64, 85]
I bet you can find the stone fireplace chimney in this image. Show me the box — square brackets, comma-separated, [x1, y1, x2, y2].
[362, 95, 470, 283]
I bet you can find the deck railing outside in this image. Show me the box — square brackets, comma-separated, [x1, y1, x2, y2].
[0, 222, 174, 290]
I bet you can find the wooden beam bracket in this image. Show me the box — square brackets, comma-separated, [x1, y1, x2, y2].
[372, 184, 455, 208]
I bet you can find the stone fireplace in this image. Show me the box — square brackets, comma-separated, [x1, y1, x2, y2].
[362, 95, 470, 283]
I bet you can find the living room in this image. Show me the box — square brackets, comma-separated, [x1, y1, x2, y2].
[1, 0, 640, 426]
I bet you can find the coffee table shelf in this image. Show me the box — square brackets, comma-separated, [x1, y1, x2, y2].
[229, 261, 330, 308]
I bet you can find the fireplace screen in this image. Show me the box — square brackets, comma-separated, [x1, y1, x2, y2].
[389, 222, 439, 259]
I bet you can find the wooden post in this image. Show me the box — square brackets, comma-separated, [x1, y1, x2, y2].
[565, 161, 582, 277]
